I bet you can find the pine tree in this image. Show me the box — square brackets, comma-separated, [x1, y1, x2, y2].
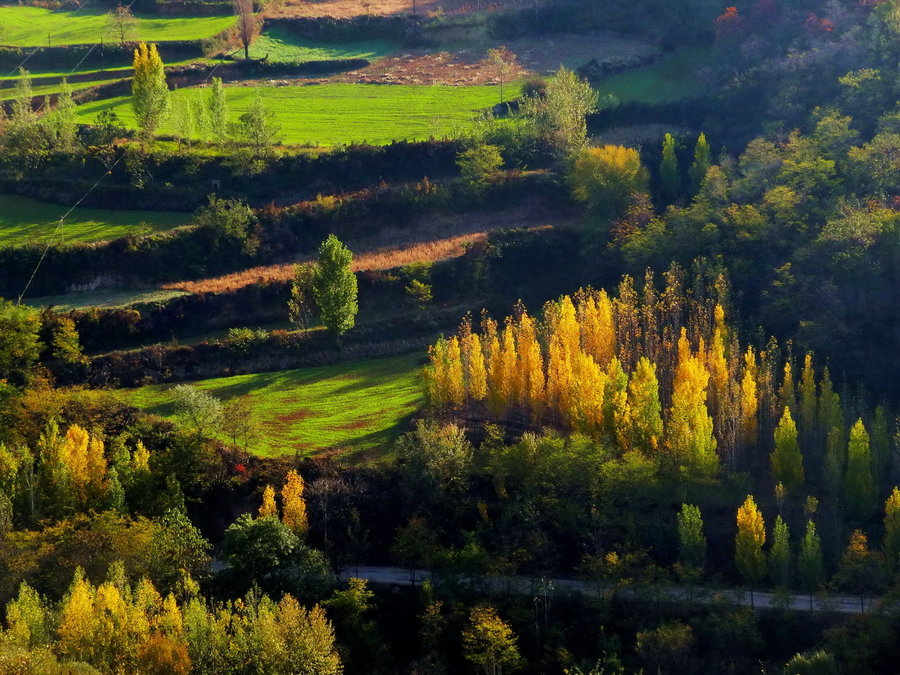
[659, 132, 680, 204]
[677, 503, 706, 570]
[281, 469, 308, 535]
[259, 484, 277, 518]
[798, 520, 825, 601]
[622, 357, 663, 454]
[845, 419, 875, 521]
[735, 495, 766, 595]
[772, 407, 805, 495]
[769, 515, 791, 588]
[312, 234, 358, 339]
[883, 487, 900, 571]
[131, 43, 169, 139]
[689, 132, 711, 194]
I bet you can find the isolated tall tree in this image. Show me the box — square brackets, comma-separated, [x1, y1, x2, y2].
[233, 0, 260, 60]
[259, 484, 277, 518]
[207, 76, 230, 141]
[281, 469, 308, 535]
[659, 132, 680, 203]
[688, 132, 711, 194]
[676, 503, 706, 571]
[772, 407, 804, 495]
[769, 515, 791, 588]
[486, 46, 517, 105]
[131, 43, 169, 139]
[312, 235, 358, 338]
[527, 66, 597, 157]
[735, 495, 766, 602]
[845, 419, 875, 520]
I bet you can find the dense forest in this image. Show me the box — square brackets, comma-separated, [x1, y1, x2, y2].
[0, 0, 898, 672]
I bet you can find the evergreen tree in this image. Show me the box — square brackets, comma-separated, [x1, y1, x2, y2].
[312, 234, 358, 338]
[659, 132, 680, 204]
[735, 495, 766, 598]
[769, 515, 791, 587]
[688, 132, 711, 194]
[772, 407, 805, 495]
[845, 419, 875, 520]
[676, 503, 706, 570]
[131, 43, 169, 139]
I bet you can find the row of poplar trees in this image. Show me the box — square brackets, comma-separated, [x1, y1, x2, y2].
[425, 265, 897, 518]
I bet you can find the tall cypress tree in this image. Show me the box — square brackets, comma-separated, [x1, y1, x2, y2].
[688, 132, 711, 194]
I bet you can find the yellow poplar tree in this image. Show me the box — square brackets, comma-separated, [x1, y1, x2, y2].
[739, 346, 759, 447]
[57, 568, 96, 663]
[282, 469, 308, 535]
[515, 312, 545, 415]
[735, 495, 766, 590]
[568, 350, 605, 430]
[602, 357, 628, 445]
[462, 331, 488, 402]
[259, 485, 277, 518]
[883, 487, 900, 571]
[86, 433, 107, 491]
[497, 322, 519, 410]
[63, 425, 90, 490]
[772, 407, 805, 495]
[666, 348, 718, 474]
[132, 441, 151, 474]
[579, 291, 615, 367]
[445, 337, 465, 407]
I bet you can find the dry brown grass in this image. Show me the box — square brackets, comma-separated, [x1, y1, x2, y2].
[162, 206, 575, 295]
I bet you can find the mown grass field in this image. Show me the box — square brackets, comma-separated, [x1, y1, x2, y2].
[599, 47, 709, 104]
[123, 354, 424, 458]
[246, 28, 395, 63]
[0, 194, 192, 247]
[76, 81, 521, 145]
[0, 7, 235, 47]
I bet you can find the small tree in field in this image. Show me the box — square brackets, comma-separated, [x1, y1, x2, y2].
[131, 43, 169, 139]
[233, 0, 260, 60]
[107, 4, 138, 45]
[239, 89, 280, 159]
[312, 235, 358, 339]
[486, 47, 518, 105]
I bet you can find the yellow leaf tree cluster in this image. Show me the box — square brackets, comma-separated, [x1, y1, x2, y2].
[258, 469, 308, 535]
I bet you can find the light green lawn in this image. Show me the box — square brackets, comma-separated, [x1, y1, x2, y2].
[0, 7, 234, 47]
[0, 77, 122, 100]
[0, 194, 192, 247]
[123, 354, 424, 458]
[76, 81, 521, 146]
[599, 47, 709, 104]
[246, 28, 395, 63]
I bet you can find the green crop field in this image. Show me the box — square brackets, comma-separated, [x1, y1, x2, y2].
[22, 287, 188, 311]
[246, 28, 395, 63]
[599, 47, 709, 104]
[123, 354, 424, 458]
[0, 7, 235, 47]
[0, 194, 192, 247]
[76, 81, 520, 145]
[0, 77, 124, 101]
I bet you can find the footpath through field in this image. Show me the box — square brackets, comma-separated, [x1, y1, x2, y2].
[339, 565, 887, 615]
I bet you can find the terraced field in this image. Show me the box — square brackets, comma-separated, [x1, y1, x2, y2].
[246, 28, 395, 63]
[0, 7, 235, 47]
[124, 354, 424, 458]
[599, 47, 709, 104]
[0, 194, 192, 247]
[76, 81, 521, 145]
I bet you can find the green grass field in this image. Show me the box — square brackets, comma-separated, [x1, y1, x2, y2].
[246, 28, 395, 63]
[76, 81, 519, 145]
[0, 77, 123, 101]
[599, 47, 709, 104]
[0, 194, 192, 247]
[123, 354, 424, 458]
[0, 7, 234, 47]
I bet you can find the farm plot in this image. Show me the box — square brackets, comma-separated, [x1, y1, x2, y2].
[245, 27, 395, 63]
[0, 77, 124, 101]
[597, 47, 709, 104]
[0, 7, 235, 47]
[76, 81, 521, 145]
[123, 354, 424, 458]
[0, 194, 192, 247]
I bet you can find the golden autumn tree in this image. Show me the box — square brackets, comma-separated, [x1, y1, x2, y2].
[739, 346, 759, 447]
[666, 337, 717, 474]
[461, 328, 488, 402]
[445, 337, 465, 408]
[259, 485, 277, 518]
[579, 290, 615, 367]
[735, 495, 766, 603]
[282, 469, 308, 535]
[514, 310, 545, 416]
